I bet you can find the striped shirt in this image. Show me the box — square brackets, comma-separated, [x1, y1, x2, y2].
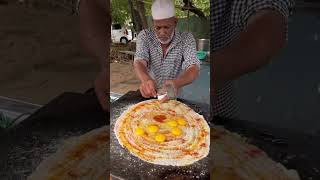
[134, 29, 201, 89]
[211, 0, 294, 118]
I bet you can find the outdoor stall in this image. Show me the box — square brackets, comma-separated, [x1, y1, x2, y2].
[0, 91, 319, 179]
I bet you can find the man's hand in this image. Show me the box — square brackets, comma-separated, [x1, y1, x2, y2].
[158, 65, 199, 102]
[134, 60, 157, 98]
[94, 69, 108, 112]
[140, 79, 157, 98]
[159, 79, 179, 103]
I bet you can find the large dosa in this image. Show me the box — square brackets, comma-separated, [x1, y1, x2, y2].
[28, 126, 109, 180]
[114, 99, 210, 166]
[210, 126, 300, 180]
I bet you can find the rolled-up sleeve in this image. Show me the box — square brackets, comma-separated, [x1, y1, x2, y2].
[134, 30, 150, 64]
[239, 0, 294, 41]
[242, 0, 294, 26]
[182, 33, 201, 71]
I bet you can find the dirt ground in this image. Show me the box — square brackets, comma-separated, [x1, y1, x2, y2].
[0, 3, 98, 105]
[110, 61, 139, 94]
[110, 43, 140, 94]
[0, 2, 138, 105]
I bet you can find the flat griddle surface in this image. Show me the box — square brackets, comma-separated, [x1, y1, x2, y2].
[110, 91, 211, 180]
[110, 92, 320, 179]
[0, 92, 106, 179]
[1, 91, 318, 180]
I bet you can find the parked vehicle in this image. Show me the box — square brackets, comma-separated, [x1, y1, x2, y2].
[111, 23, 132, 44]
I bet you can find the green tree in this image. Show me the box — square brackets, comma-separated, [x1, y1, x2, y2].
[111, 0, 131, 24]
[189, 0, 210, 17]
[144, 0, 209, 18]
[111, 0, 209, 31]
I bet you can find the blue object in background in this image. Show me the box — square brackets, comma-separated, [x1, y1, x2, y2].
[180, 63, 210, 105]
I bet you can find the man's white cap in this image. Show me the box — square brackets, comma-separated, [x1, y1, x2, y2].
[151, 0, 175, 20]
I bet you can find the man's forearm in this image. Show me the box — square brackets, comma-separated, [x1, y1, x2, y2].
[174, 65, 199, 88]
[212, 10, 287, 89]
[79, 0, 109, 69]
[134, 60, 152, 82]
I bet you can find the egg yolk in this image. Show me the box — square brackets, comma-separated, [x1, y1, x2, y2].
[147, 125, 159, 133]
[135, 128, 144, 135]
[166, 120, 178, 127]
[171, 127, 182, 136]
[177, 118, 186, 126]
[155, 134, 166, 142]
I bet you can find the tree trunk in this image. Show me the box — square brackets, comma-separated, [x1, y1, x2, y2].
[129, 0, 147, 32]
[136, 0, 148, 29]
[182, 0, 207, 20]
[128, 0, 138, 31]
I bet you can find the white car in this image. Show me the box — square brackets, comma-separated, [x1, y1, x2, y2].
[111, 23, 132, 44]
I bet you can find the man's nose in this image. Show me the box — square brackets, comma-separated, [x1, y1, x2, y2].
[158, 28, 167, 36]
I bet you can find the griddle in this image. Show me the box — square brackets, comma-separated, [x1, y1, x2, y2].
[0, 92, 106, 179]
[110, 91, 211, 180]
[111, 91, 320, 180]
[1, 91, 318, 179]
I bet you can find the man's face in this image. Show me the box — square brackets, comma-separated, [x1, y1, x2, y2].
[153, 17, 177, 44]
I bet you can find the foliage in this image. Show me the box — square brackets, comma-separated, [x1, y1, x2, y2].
[111, 0, 131, 24]
[111, 0, 210, 24]
[190, 0, 210, 16]
[144, 0, 210, 18]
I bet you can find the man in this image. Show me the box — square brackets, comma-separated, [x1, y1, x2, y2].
[134, 0, 201, 101]
[79, 0, 109, 112]
[79, 0, 294, 119]
[211, 0, 294, 118]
